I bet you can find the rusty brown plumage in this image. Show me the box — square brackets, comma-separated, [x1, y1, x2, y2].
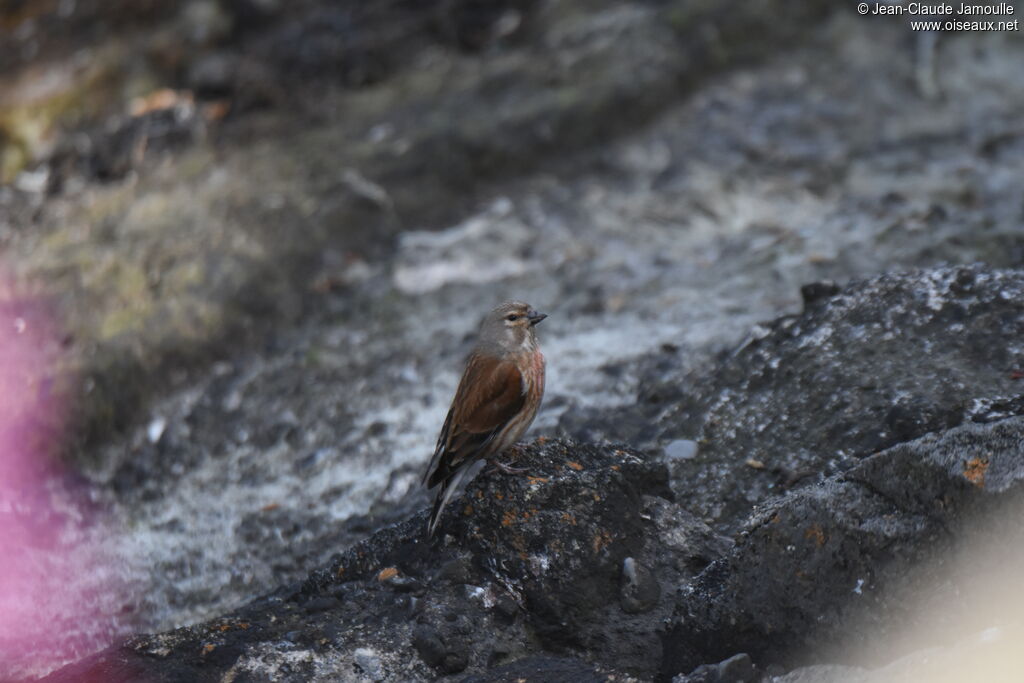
[422, 301, 547, 537]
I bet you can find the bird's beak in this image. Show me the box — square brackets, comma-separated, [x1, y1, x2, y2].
[528, 312, 548, 326]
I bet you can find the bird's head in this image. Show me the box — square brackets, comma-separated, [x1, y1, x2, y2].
[479, 300, 547, 353]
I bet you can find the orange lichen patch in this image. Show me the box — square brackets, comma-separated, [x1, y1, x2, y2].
[611, 465, 620, 471]
[261, 502, 280, 512]
[130, 88, 193, 116]
[519, 508, 540, 521]
[592, 530, 613, 554]
[526, 476, 549, 485]
[336, 566, 346, 578]
[494, 491, 504, 500]
[536, 436, 549, 444]
[502, 510, 517, 527]
[566, 461, 583, 471]
[463, 504, 474, 516]
[804, 524, 826, 547]
[963, 457, 988, 487]
[202, 99, 231, 122]
[377, 567, 399, 582]
[201, 643, 216, 656]
[207, 621, 250, 633]
[561, 512, 577, 525]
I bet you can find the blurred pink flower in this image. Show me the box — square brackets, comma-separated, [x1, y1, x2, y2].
[0, 281, 124, 679]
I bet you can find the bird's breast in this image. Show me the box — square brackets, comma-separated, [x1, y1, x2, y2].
[511, 348, 545, 396]
[528, 349, 545, 398]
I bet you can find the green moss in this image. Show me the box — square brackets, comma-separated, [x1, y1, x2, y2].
[91, 261, 152, 340]
[0, 47, 129, 180]
[98, 307, 142, 341]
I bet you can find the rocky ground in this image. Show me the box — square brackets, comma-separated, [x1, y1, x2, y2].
[40, 267, 1024, 682]
[2, 0, 1023, 681]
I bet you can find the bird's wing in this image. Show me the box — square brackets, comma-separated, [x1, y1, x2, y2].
[422, 353, 525, 488]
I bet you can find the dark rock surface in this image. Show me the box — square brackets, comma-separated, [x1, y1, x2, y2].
[674, 652, 757, 683]
[578, 264, 1024, 534]
[43, 440, 725, 681]
[45, 418, 1024, 681]
[663, 416, 1024, 676]
[42, 265, 1024, 682]
[463, 655, 633, 683]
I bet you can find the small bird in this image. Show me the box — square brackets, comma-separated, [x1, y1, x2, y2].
[422, 301, 547, 537]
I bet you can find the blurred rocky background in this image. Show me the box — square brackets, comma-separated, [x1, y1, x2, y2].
[2, 0, 1023, 680]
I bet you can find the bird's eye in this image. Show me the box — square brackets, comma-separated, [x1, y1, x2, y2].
[506, 314, 519, 321]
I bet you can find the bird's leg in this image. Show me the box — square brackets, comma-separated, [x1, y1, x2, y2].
[487, 460, 529, 475]
[486, 444, 529, 475]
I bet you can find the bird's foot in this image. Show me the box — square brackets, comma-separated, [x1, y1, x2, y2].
[486, 459, 529, 475]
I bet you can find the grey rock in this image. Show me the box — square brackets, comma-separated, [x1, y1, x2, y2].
[462, 655, 623, 682]
[658, 265, 1024, 534]
[717, 653, 755, 682]
[676, 663, 717, 683]
[769, 665, 869, 683]
[676, 653, 755, 683]
[411, 626, 446, 669]
[619, 557, 661, 614]
[664, 439, 698, 461]
[353, 647, 384, 681]
[40, 265, 1024, 683]
[180, 0, 233, 45]
[186, 52, 238, 96]
[44, 441, 715, 681]
[800, 280, 841, 307]
[661, 416, 1024, 676]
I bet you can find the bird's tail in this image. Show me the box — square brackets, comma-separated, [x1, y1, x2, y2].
[426, 466, 470, 538]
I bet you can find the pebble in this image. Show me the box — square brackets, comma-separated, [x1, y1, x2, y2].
[664, 439, 698, 460]
[147, 416, 167, 444]
[353, 647, 384, 681]
[620, 557, 661, 614]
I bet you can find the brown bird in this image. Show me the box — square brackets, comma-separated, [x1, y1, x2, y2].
[422, 301, 547, 537]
